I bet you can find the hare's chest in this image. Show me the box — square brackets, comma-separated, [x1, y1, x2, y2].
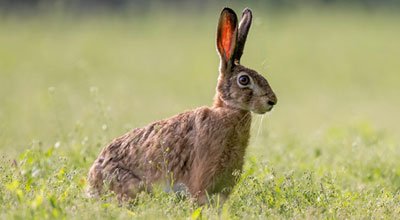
[209, 130, 250, 193]
[209, 144, 246, 194]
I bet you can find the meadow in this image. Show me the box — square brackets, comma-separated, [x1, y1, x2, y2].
[0, 6, 400, 219]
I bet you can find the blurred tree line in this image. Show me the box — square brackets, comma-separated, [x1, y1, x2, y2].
[0, 0, 399, 12]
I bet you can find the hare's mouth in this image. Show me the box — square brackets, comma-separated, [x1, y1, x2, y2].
[252, 106, 273, 115]
[252, 105, 273, 114]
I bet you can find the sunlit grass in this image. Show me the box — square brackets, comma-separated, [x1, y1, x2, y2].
[0, 7, 399, 219]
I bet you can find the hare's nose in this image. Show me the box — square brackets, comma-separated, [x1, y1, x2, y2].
[267, 93, 277, 106]
[267, 100, 276, 106]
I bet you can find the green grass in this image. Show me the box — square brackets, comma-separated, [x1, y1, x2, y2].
[1, 7, 400, 219]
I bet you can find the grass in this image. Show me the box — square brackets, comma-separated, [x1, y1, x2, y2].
[1, 6, 400, 219]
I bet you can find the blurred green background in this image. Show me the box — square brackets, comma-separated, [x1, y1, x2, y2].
[1, 1, 400, 219]
[1, 1, 399, 156]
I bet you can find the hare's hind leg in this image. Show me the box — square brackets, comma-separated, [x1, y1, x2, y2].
[87, 159, 145, 201]
[107, 167, 145, 201]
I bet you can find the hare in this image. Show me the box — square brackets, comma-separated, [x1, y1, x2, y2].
[87, 7, 277, 204]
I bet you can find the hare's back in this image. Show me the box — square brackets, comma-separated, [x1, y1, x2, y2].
[95, 108, 206, 178]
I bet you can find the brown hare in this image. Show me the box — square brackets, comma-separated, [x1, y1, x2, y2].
[87, 7, 277, 204]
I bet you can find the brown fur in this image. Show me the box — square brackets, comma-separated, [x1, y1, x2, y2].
[87, 7, 277, 204]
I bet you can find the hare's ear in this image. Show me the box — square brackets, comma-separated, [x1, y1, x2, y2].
[216, 8, 238, 71]
[234, 8, 252, 64]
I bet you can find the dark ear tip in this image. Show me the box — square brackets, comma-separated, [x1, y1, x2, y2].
[242, 8, 252, 16]
[221, 7, 236, 15]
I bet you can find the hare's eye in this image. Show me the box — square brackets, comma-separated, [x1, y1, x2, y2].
[238, 75, 250, 86]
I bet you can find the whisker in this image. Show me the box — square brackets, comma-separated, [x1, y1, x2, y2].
[254, 114, 265, 144]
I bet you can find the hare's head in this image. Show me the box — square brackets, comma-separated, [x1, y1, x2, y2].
[214, 8, 277, 114]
